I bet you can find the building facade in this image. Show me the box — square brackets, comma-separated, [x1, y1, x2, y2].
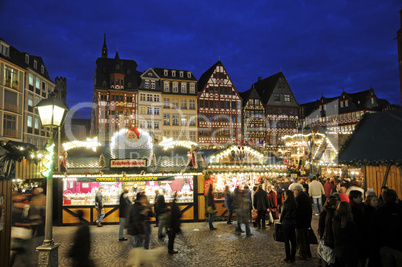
[240, 85, 266, 145]
[300, 88, 400, 134]
[91, 35, 140, 142]
[0, 38, 53, 147]
[252, 72, 299, 146]
[154, 68, 198, 143]
[197, 61, 242, 147]
[137, 68, 162, 142]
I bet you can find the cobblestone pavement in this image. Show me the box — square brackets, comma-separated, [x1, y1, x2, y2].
[51, 216, 321, 267]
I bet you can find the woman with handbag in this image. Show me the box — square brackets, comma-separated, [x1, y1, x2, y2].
[207, 184, 217, 230]
[280, 190, 297, 263]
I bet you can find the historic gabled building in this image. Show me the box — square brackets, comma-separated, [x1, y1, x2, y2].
[91, 35, 141, 142]
[0, 38, 54, 147]
[154, 68, 198, 142]
[300, 87, 400, 134]
[240, 85, 266, 145]
[137, 68, 162, 142]
[197, 61, 242, 147]
[252, 72, 299, 146]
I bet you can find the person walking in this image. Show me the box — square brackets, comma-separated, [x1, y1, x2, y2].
[167, 193, 182, 254]
[293, 184, 312, 260]
[118, 188, 132, 241]
[224, 185, 234, 224]
[207, 184, 217, 230]
[236, 190, 252, 236]
[143, 193, 154, 249]
[127, 193, 147, 248]
[156, 189, 167, 239]
[95, 187, 105, 227]
[280, 190, 297, 263]
[308, 176, 325, 215]
[154, 189, 160, 228]
[68, 210, 93, 267]
[253, 185, 269, 229]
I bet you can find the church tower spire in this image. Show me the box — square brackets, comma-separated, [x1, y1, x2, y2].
[102, 33, 108, 58]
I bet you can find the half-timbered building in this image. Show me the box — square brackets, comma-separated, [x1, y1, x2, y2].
[240, 85, 266, 145]
[90, 35, 141, 142]
[252, 72, 299, 146]
[197, 61, 242, 147]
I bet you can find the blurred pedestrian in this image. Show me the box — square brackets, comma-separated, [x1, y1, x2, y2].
[224, 185, 234, 224]
[143, 194, 154, 249]
[253, 185, 269, 229]
[294, 184, 312, 260]
[308, 176, 325, 215]
[95, 187, 105, 227]
[167, 193, 182, 254]
[207, 184, 216, 230]
[68, 210, 93, 267]
[156, 189, 167, 239]
[119, 188, 132, 241]
[127, 193, 147, 248]
[236, 190, 252, 236]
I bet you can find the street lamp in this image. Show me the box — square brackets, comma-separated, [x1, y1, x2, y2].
[35, 92, 67, 267]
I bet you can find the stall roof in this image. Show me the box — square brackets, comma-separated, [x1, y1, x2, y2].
[337, 109, 402, 165]
[0, 141, 38, 180]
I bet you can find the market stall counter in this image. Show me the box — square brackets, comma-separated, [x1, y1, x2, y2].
[54, 175, 201, 225]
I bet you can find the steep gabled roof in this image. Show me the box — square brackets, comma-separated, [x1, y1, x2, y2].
[338, 109, 402, 165]
[252, 72, 282, 105]
[197, 60, 221, 92]
[240, 85, 262, 107]
[154, 68, 197, 81]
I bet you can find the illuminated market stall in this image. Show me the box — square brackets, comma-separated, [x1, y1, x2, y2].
[52, 128, 205, 225]
[199, 145, 287, 217]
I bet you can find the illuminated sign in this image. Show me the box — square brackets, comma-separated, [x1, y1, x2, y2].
[109, 159, 147, 168]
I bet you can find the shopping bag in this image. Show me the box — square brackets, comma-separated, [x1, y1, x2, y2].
[309, 228, 318, 244]
[11, 226, 32, 240]
[268, 211, 274, 224]
[317, 239, 335, 264]
[273, 223, 284, 242]
[207, 206, 216, 214]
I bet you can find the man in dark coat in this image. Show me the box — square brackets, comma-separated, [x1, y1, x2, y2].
[293, 184, 312, 260]
[253, 185, 269, 229]
[118, 188, 132, 241]
[68, 210, 92, 267]
[155, 189, 167, 239]
[349, 190, 368, 266]
[95, 187, 105, 227]
[127, 193, 147, 248]
[167, 194, 182, 254]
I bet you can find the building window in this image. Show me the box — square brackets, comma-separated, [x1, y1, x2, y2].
[164, 114, 170, 125]
[172, 114, 179, 125]
[189, 131, 196, 142]
[164, 98, 170, 108]
[173, 131, 179, 140]
[164, 131, 170, 137]
[172, 71, 176, 77]
[34, 60, 37, 69]
[4, 90, 18, 112]
[164, 82, 169, 92]
[27, 116, 32, 127]
[189, 99, 195, 110]
[147, 107, 152, 115]
[29, 74, 34, 90]
[187, 72, 192, 78]
[255, 99, 260, 105]
[181, 83, 187, 93]
[371, 98, 374, 104]
[140, 94, 146, 101]
[151, 81, 155, 89]
[181, 99, 187, 109]
[154, 122, 159, 129]
[284, 95, 290, 102]
[147, 121, 152, 129]
[190, 84, 195, 94]
[154, 107, 160, 115]
[139, 107, 146, 114]
[189, 116, 196, 126]
[25, 54, 29, 64]
[41, 65, 44, 74]
[345, 100, 348, 107]
[127, 96, 132, 102]
[172, 99, 179, 109]
[181, 115, 187, 126]
[274, 94, 280, 101]
[179, 72, 184, 77]
[4, 66, 19, 89]
[154, 95, 160, 102]
[3, 114, 17, 137]
[340, 101, 344, 108]
[173, 82, 178, 93]
[140, 121, 146, 128]
[147, 94, 152, 102]
[34, 118, 39, 129]
[145, 80, 150, 89]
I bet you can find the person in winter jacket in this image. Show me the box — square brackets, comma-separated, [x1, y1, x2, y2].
[118, 188, 132, 241]
[167, 193, 182, 254]
[127, 193, 147, 248]
[253, 185, 269, 229]
[280, 190, 297, 263]
[207, 184, 216, 230]
[293, 184, 312, 260]
[308, 176, 325, 215]
[224, 185, 234, 224]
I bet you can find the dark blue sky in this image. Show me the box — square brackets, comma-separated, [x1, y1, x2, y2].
[1, 0, 401, 118]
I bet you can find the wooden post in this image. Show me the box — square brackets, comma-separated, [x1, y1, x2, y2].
[0, 179, 13, 267]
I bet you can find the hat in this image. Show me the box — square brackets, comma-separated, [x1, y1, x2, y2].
[293, 184, 303, 191]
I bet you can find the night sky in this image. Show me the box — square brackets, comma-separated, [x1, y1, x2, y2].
[1, 0, 401, 118]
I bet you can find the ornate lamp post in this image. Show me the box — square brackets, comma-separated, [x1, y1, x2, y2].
[35, 92, 67, 267]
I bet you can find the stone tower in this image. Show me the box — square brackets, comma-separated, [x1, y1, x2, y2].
[54, 76, 67, 106]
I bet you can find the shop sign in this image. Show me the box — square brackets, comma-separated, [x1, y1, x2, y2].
[76, 176, 175, 182]
[110, 159, 147, 168]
